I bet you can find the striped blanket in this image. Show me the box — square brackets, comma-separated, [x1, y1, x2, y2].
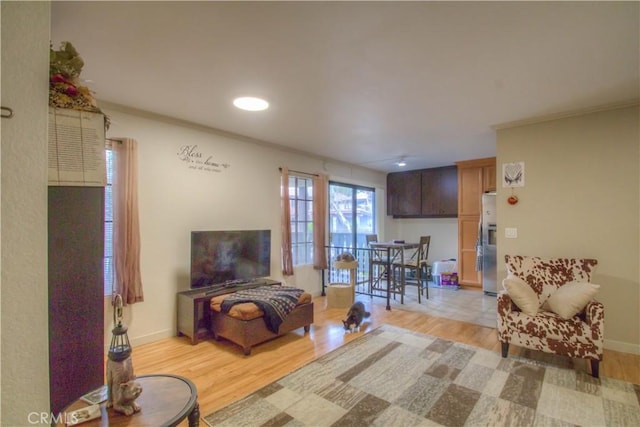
[220, 286, 304, 333]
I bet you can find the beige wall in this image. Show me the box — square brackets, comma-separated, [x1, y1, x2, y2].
[496, 105, 640, 353]
[0, 1, 51, 424]
[387, 218, 459, 264]
[100, 104, 388, 348]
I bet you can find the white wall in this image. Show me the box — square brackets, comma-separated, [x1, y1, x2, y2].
[496, 104, 639, 354]
[0, 1, 51, 424]
[386, 218, 458, 264]
[101, 104, 387, 346]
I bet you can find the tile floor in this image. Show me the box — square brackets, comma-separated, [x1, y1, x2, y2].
[357, 282, 498, 329]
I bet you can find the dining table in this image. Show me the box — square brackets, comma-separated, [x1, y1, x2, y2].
[368, 241, 419, 310]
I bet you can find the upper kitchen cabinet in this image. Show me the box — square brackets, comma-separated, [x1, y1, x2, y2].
[457, 157, 497, 216]
[387, 170, 422, 216]
[483, 163, 497, 192]
[421, 166, 458, 216]
[387, 166, 458, 218]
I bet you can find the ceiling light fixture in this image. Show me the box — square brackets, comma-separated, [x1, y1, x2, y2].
[233, 96, 269, 111]
[396, 157, 407, 167]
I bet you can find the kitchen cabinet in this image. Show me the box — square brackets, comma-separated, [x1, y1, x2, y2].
[483, 164, 497, 192]
[387, 170, 422, 216]
[420, 166, 458, 216]
[455, 157, 496, 288]
[457, 166, 483, 217]
[387, 166, 457, 218]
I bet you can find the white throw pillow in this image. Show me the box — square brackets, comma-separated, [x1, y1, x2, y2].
[502, 275, 539, 316]
[542, 281, 600, 319]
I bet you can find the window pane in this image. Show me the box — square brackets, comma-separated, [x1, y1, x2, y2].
[288, 174, 315, 266]
[296, 200, 306, 220]
[296, 179, 306, 199]
[104, 257, 113, 295]
[104, 149, 114, 296]
[104, 222, 112, 256]
[305, 181, 313, 199]
[329, 182, 375, 249]
[104, 186, 112, 222]
[106, 149, 113, 184]
[306, 222, 314, 240]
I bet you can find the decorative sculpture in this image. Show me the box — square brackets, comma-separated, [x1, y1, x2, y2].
[106, 294, 142, 416]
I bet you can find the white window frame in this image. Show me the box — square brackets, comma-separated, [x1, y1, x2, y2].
[289, 174, 314, 266]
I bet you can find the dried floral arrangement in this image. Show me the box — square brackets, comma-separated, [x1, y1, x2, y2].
[49, 41, 110, 128]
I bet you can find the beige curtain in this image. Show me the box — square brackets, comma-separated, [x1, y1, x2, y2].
[112, 138, 144, 304]
[313, 173, 328, 270]
[280, 167, 294, 276]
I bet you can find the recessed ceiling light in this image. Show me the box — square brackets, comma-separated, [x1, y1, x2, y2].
[233, 96, 269, 111]
[396, 157, 407, 167]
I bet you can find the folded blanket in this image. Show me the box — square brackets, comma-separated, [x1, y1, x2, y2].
[220, 286, 304, 333]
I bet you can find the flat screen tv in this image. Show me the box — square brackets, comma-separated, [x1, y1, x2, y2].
[190, 229, 271, 289]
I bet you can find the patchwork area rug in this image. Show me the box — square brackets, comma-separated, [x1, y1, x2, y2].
[204, 325, 640, 426]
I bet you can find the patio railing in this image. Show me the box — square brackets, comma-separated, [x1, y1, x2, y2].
[322, 245, 393, 299]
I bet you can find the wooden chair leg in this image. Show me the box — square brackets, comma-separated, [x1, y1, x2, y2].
[415, 268, 421, 304]
[424, 274, 429, 300]
[590, 359, 600, 378]
[398, 266, 404, 304]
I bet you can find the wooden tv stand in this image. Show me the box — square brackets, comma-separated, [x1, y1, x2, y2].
[177, 279, 281, 344]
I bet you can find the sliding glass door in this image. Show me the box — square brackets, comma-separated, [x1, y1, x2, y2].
[328, 182, 376, 249]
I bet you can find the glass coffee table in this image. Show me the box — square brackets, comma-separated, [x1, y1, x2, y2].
[57, 374, 199, 426]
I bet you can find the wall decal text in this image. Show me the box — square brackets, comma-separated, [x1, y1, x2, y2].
[177, 145, 230, 173]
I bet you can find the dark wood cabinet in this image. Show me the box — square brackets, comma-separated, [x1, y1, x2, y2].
[387, 166, 458, 218]
[421, 166, 458, 216]
[387, 170, 422, 216]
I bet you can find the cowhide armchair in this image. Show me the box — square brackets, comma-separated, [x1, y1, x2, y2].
[497, 255, 603, 377]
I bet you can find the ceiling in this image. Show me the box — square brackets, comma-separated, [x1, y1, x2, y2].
[50, 1, 639, 173]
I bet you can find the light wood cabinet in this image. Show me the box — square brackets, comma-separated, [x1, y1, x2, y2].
[458, 166, 483, 217]
[483, 164, 497, 192]
[455, 157, 496, 288]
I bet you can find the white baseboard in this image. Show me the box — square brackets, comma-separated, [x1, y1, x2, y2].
[104, 329, 180, 353]
[604, 338, 640, 355]
[130, 329, 175, 348]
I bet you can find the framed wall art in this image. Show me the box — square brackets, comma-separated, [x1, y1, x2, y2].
[502, 162, 525, 187]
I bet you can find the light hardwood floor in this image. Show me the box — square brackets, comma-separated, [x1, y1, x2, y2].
[131, 294, 640, 425]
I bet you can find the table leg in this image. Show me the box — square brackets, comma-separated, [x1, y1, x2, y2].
[188, 401, 200, 426]
[399, 248, 405, 304]
[385, 248, 391, 311]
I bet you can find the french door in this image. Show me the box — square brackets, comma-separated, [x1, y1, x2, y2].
[328, 182, 376, 249]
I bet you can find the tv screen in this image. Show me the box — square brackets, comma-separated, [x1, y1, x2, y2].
[190, 229, 271, 289]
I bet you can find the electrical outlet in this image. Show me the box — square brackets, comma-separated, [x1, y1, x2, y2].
[505, 228, 518, 238]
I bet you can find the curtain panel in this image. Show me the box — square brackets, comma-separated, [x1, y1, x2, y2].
[313, 173, 328, 270]
[280, 167, 294, 276]
[112, 138, 144, 304]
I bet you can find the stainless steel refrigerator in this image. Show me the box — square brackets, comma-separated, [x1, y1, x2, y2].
[481, 193, 498, 295]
